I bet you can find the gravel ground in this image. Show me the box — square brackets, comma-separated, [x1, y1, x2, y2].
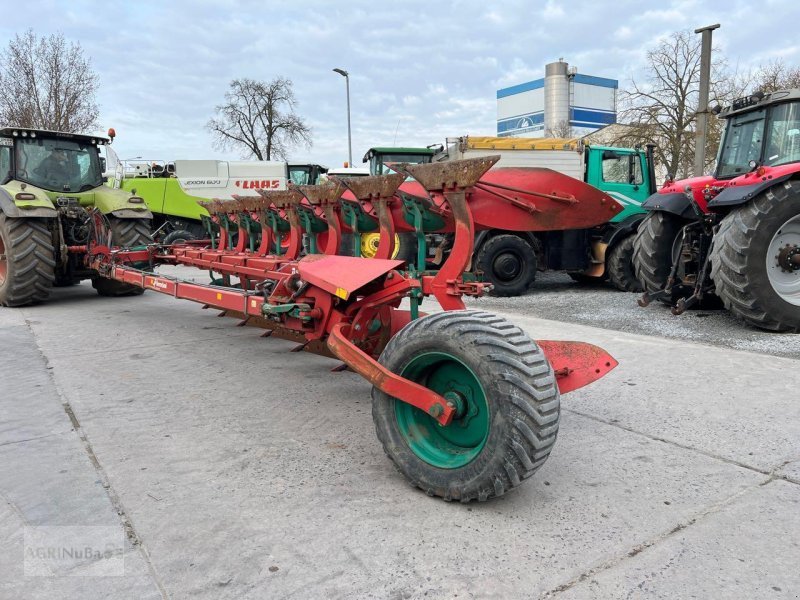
[2, 272, 799, 598]
[464, 272, 800, 358]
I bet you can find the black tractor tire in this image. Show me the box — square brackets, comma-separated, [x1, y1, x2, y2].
[633, 211, 688, 304]
[0, 214, 55, 307]
[92, 217, 151, 297]
[372, 310, 559, 502]
[162, 229, 196, 246]
[710, 181, 800, 332]
[569, 272, 605, 285]
[53, 273, 80, 287]
[339, 231, 417, 264]
[476, 234, 537, 297]
[607, 234, 642, 292]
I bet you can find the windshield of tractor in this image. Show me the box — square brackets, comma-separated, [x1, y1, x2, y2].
[289, 165, 313, 185]
[717, 109, 766, 179]
[764, 101, 800, 168]
[0, 141, 11, 183]
[15, 136, 103, 192]
[370, 153, 432, 176]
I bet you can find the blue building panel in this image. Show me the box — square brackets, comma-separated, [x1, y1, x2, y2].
[497, 111, 544, 134]
[570, 108, 617, 126]
[496, 79, 544, 99]
[571, 73, 618, 89]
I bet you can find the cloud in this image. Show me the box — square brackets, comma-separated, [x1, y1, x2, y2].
[615, 25, 633, 40]
[543, 0, 565, 19]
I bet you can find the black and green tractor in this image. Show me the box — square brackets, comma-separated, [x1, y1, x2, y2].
[0, 127, 152, 306]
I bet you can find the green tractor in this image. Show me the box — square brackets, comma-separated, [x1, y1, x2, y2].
[0, 127, 152, 306]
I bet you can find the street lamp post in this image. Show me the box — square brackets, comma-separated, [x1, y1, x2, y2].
[693, 23, 720, 177]
[332, 68, 352, 166]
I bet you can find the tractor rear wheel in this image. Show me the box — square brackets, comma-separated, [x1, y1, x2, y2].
[607, 234, 642, 292]
[0, 213, 55, 307]
[476, 234, 537, 296]
[710, 181, 800, 332]
[372, 310, 559, 502]
[633, 211, 690, 304]
[92, 217, 151, 297]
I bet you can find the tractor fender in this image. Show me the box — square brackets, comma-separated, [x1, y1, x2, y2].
[92, 185, 152, 218]
[707, 173, 793, 209]
[472, 230, 491, 257]
[110, 208, 154, 219]
[641, 191, 695, 219]
[602, 213, 645, 247]
[0, 187, 57, 218]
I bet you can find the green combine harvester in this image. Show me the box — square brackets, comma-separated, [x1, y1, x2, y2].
[108, 156, 327, 244]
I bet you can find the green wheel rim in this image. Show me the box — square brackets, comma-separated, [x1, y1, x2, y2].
[394, 352, 489, 469]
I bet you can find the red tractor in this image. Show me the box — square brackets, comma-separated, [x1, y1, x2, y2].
[634, 89, 800, 332]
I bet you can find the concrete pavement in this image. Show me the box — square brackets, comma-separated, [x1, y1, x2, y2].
[1, 279, 798, 599]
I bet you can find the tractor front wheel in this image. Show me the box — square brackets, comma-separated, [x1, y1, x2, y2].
[633, 211, 690, 304]
[710, 181, 800, 332]
[0, 213, 55, 307]
[607, 234, 642, 292]
[92, 217, 151, 297]
[372, 310, 559, 502]
[162, 229, 196, 246]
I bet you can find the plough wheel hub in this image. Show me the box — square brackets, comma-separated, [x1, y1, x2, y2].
[394, 352, 489, 469]
[361, 232, 400, 260]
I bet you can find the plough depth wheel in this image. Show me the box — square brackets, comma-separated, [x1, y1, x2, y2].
[372, 310, 559, 502]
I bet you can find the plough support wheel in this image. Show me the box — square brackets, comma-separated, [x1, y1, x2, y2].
[371, 310, 559, 502]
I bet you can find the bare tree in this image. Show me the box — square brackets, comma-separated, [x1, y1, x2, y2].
[0, 30, 99, 132]
[545, 119, 573, 138]
[613, 30, 737, 179]
[207, 77, 312, 161]
[753, 59, 800, 93]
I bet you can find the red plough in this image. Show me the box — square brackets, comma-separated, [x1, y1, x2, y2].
[88, 156, 618, 501]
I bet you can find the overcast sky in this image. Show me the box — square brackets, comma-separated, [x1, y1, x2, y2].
[4, 0, 798, 167]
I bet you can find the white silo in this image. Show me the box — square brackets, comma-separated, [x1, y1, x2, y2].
[544, 60, 570, 135]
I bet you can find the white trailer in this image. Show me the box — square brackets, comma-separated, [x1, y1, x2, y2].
[440, 136, 585, 179]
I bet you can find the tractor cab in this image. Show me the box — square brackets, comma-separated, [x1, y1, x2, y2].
[715, 90, 800, 180]
[0, 128, 109, 194]
[363, 147, 436, 176]
[287, 163, 328, 186]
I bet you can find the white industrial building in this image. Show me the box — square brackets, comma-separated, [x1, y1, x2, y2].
[496, 60, 617, 138]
